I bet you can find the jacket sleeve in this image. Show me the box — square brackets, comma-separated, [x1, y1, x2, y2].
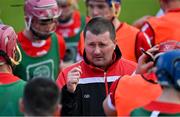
[61, 85, 82, 116]
[56, 71, 67, 90]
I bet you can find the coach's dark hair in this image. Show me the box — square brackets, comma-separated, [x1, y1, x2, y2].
[23, 78, 60, 116]
[83, 17, 116, 41]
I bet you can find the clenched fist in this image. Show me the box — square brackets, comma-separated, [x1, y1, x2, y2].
[67, 66, 82, 93]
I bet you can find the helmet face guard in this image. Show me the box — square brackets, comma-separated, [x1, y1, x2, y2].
[0, 24, 22, 67]
[30, 27, 54, 40]
[156, 50, 180, 91]
[30, 18, 56, 40]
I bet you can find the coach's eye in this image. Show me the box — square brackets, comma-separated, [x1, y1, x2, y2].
[99, 43, 106, 48]
[88, 43, 95, 47]
[97, 5, 106, 9]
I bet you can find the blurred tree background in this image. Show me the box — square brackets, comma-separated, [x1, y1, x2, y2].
[0, 0, 24, 32]
[0, 0, 160, 32]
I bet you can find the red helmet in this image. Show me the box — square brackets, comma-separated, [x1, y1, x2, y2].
[24, 0, 61, 30]
[0, 24, 21, 66]
[157, 40, 179, 61]
[141, 40, 179, 62]
[159, 40, 180, 52]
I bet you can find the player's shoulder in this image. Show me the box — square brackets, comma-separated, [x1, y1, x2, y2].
[122, 22, 139, 32]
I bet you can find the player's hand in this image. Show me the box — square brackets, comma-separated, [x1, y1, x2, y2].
[136, 45, 159, 74]
[66, 66, 82, 93]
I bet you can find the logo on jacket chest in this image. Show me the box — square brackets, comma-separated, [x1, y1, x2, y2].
[83, 94, 91, 99]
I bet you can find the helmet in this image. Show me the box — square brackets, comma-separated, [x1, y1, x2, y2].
[150, 40, 180, 61]
[24, 0, 61, 30]
[86, 0, 121, 17]
[25, 0, 61, 20]
[159, 40, 180, 52]
[0, 24, 22, 66]
[24, 0, 62, 40]
[155, 50, 180, 91]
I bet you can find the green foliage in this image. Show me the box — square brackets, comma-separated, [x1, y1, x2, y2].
[0, 0, 24, 32]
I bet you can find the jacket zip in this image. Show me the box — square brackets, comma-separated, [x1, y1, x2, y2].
[104, 72, 109, 96]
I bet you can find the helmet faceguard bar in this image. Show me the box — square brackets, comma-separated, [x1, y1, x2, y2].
[33, 3, 57, 9]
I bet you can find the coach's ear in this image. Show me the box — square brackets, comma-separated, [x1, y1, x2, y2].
[19, 98, 25, 113]
[111, 39, 116, 50]
[53, 104, 62, 116]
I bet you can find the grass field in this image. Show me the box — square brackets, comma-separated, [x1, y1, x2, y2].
[0, 0, 160, 32]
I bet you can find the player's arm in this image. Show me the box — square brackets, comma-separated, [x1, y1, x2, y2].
[103, 46, 161, 116]
[135, 22, 155, 60]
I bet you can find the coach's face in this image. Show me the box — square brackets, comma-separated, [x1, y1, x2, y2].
[87, 0, 114, 20]
[85, 31, 116, 69]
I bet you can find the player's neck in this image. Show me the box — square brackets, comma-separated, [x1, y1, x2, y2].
[112, 18, 121, 31]
[23, 29, 43, 43]
[0, 64, 12, 74]
[164, 1, 180, 13]
[23, 29, 34, 41]
[157, 87, 180, 104]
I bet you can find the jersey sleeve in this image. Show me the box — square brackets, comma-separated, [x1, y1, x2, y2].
[56, 70, 67, 90]
[56, 33, 66, 60]
[141, 22, 155, 46]
[108, 78, 120, 109]
[135, 22, 155, 59]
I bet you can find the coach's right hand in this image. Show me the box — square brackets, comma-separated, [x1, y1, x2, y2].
[67, 66, 82, 93]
